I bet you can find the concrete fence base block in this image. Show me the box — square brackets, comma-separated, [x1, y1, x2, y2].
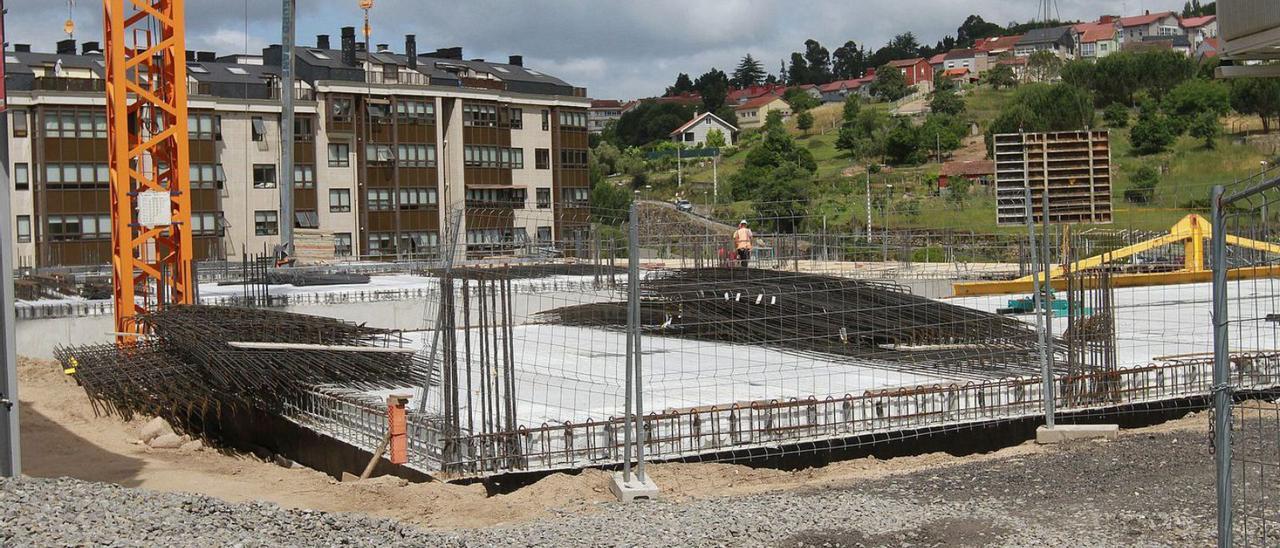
[1036, 424, 1120, 444]
[609, 472, 660, 502]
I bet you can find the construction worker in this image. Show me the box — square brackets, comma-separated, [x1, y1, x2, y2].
[733, 220, 753, 268]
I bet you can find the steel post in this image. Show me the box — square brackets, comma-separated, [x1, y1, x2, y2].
[0, 111, 20, 477]
[1211, 184, 1232, 547]
[278, 0, 296, 256]
[1041, 190, 1055, 428]
[622, 203, 636, 482]
[1025, 187, 1048, 430]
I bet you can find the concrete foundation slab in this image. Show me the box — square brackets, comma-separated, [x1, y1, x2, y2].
[1036, 424, 1119, 444]
[609, 472, 660, 502]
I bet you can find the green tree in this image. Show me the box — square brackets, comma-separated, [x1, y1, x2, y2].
[590, 180, 633, 225]
[919, 113, 968, 161]
[1103, 103, 1130, 128]
[732, 54, 766, 88]
[796, 110, 815, 134]
[842, 94, 861, 122]
[983, 64, 1018, 89]
[751, 163, 812, 232]
[986, 83, 1095, 152]
[955, 14, 1004, 47]
[1230, 77, 1280, 133]
[929, 88, 965, 116]
[870, 64, 910, 101]
[694, 68, 731, 114]
[1060, 60, 1095, 90]
[610, 101, 697, 147]
[1027, 51, 1064, 82]
[883, 118, 923, 165]
[1162, 78, 1230, 128]
[1124, 165, 1160, 203]
[787, 52, 808, 85]
[783, 87, 820, 112]
[1130, 110, 1177, 155]
[803, 39, 832, 84]
[704, 128, 728, 149]
[665, 73, 694, 96]
[832, 40, 867, 80]
[1189, 111, 1221, 149]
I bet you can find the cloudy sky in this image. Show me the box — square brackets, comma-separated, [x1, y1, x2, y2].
[8, 0, 1186, 99]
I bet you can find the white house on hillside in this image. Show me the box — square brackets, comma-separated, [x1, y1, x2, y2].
[670, 112, 738, 147]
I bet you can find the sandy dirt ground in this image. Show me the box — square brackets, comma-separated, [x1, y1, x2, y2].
[16, 356, 1210, 531]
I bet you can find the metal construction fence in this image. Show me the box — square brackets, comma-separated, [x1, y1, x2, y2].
[1212, 164, 1280, 547]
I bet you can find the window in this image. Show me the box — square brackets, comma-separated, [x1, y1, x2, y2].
[95, 112, 108, 139]
[366, 144, 394, 164]
[328, 142, 351, 167]
[395, 100, 435, 124]
[46, 214, 111, 241]
[293, 117, 314, 141]
[684, 132, 695, 142]
[189, 164, 225, 190]
[536, 188, 551, 208]
[293, 165, 315, 189]
[367, 188, 394, 211]
[466, 228, 518, 248]
[44, 112, 60, 138]
[400, 231, 440, 253]
[536, 226, 552, 243]
[462, 103, 498, 127]
[535, 148, 550, 170]
[465, 187, 526, 208]
[367, 102, 389, 123]
[398, 187, 438, 209]
[294, 210, 319, 229]
[560, 149, 589, 169]
[310, 49, 331, 60]
[329, 189, 351, 212]
[16, 216, 30, 243]
[333, 232, 352, 257]
[558, 111, 587, 128]
[190, 212, 219, 236]
[368, 232, 395, 255]
[541, 109, 550, 131]
[14, 163, 28, 191]
[396, 144, 436, 168]
[464, 146, 519, 169]
[253, 164, 277, 189]
[254, 210, 279, 235]
[251, 116, 266, 141]
[507, 107, 523, 129]
[502, 147, 524, 169]
[42, 163, 110, 189]
[331, 97, 353, 123]
[12, 110, 27, 137]
[561, 187, 590, 206]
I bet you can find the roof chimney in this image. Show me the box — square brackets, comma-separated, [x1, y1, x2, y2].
[1145, 9, 1150, 15]
[508, 55, 523, 67]
[376, 43, 390, 53]
[355, 42, 367, 53]
[56, 39, 76, 55]
[316, 34, 330, 50]
[470, 58, 485, 63]
[14, 44, 30, 53]
[196, 51, 216, 62]
[405, 35, 417, 69]
[340, 26, 357, 66]
[185, 50, 196, 62]
[81, 41, 101, 55]
[430, 47, 462, 60]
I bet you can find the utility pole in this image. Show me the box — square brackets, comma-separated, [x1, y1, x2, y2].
[865, 165, 872, 238]
[278, 0, 296, 261]
[0, 0, 20, 477]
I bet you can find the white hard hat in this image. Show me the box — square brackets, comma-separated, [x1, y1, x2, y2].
[739, 220, 748, 225]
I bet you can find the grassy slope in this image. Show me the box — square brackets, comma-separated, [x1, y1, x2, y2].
[637, 87, 1271, 234]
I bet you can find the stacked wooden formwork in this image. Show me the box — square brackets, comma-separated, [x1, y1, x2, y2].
[994, 130, 1112, 226]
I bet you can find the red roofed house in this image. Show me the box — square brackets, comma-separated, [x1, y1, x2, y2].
[938, 160, 995, 190]
[927, 53, 947, 75]
[670, 111, 738, 147]
[943, 48, 989, 75]
[1180, 15, 1218, 48]
[974, 35, 1023, 57]
[734, 94, 791, 129]
[728, 83, 786, 105]
[1074, 19, 1120, 59]
[888, 57, 933, 90]
[1116, 11, 1182, 45]
[1196, 36, 1223, 61]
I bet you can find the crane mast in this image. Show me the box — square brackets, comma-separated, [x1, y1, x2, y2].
[103, 0, 195, 342]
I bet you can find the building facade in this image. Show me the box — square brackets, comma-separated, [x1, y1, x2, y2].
[5, 31, 590, 267]
[669, 112, 737, 147]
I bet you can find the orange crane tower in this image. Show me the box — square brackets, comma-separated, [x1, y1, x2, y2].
[102, 0, 194, 342]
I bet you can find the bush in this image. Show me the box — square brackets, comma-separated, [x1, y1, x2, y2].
[1124, 165, 1160, 203]
[1103, 104, 1129, 128]
[1130, 112, 1177, 155]
[1188, 111, 1221, 149]
[929, 89, 966, 116]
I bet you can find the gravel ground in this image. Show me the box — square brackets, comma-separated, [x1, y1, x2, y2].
[1, 426, 1224, 547]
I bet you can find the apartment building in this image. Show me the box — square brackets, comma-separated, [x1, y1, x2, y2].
[5, 30, 590, 267]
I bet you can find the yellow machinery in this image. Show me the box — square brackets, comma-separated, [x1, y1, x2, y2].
[952, 214, 1280, 297]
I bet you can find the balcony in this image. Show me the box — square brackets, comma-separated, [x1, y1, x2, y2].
[365, 70, 430, 87]
[33, 77, 106, 93]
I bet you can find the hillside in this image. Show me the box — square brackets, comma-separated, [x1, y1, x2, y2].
[631, 87, 1273, 234]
